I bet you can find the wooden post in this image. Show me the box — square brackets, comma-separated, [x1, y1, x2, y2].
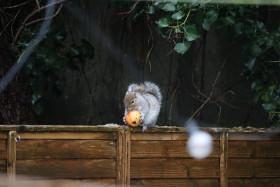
[7, 131, 17, 180]
[117, 129, 130, 186]
[220, 132, 228, 187]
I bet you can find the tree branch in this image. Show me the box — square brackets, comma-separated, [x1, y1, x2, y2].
[12, 0, 67, 45]
[25, 3, 63, 28]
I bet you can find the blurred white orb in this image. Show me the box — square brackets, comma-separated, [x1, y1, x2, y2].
[187, 131, 213, 160]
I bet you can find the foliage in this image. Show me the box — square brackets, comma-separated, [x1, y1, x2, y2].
[147, 1, 218, 54]
[18, 24, 94, 115]
[131, 1, 280, 126]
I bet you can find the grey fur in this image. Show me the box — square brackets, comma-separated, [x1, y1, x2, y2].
[123, 82, 162, 132]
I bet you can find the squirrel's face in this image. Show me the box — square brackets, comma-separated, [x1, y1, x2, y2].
[124, 92, 137, 110]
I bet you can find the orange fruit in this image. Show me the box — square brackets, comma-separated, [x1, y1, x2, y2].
[125, 110, 141, 127]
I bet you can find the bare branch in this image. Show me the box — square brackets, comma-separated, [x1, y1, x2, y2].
[3, 2, 27, 9]
[145, 14, 153, 72]
[118, 0, 140, 15]
[35, 0, 41, 10]
[25, 3, 63, 27]
[187, 61, 225, 124]
[12, 0, 67, 45]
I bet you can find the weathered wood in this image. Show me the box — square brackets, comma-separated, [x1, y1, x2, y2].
[229, 132, 280, 141]
[131, 132, 220, 141]
[228, 158, 280, 177]
[220, 132, 228, 187]
[0, 178, 116, 187]
[0, 125, 125, 132]
[131, 140, 219, 158]
[18, 132, 116, 140]
[131, 158, 219, 178]
[17, 140, 116, 159]
[0, 125, 279, 133]
[117, 130, 130, 186]
[16, 159, 116, 179]
[229, 178, 280, 187]
[0, 133, 7, 139]
[228, 141, 280, 158]
[0, 140, 6, 159]
[126, 130, 131, 186]
[131, 179, 219, 187]
[7, 131, 17, 180]
[0, 159, 7, 174]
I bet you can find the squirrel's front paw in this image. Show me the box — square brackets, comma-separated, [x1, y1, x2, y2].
[123, 116, 127, 124]
[140, 114, 144, 123]
[142, 126, 147, 132]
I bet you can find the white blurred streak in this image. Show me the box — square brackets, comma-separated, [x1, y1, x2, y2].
[0, 0, 56, 94]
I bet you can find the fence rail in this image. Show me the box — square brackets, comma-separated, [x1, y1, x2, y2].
[0, 125, 279, 187]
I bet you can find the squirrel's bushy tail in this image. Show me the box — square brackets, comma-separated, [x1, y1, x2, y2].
[144, 81, 162, 103]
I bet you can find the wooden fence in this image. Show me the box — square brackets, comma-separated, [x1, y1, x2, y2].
[0, 125, 279, 187]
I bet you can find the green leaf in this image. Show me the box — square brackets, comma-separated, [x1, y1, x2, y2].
[148, 5, 155, 14]
[245, 58, 256, 71]
[202, 9, 218, 30]
[174, 27, 183, 33]
[162, 3, 176, 12]
[251, 45, 262, 57]
[172, 12, 185, 20]
[262, 103, 276, 111]
[185, 25, 200, 41]
[156, 18, 170, 28]
[174, 42, 191, 55]
[222, 17, 235, 25]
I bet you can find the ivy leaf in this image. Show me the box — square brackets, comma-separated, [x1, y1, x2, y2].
[202, 9, 218, 30]
[251, 45, 262, 57]
[185, 25, 200, 41]
[222, 17, 235, 25]
[245, 58, 256, 71]
[172, 12, 185, 20]
[162, 3, 176, 12]
[174, 27, 183, 33]
[148, 5, 155, 14]
[174, 42, 191, 55]
[156, 18, 170, 28]
[262, 103, 276, 111]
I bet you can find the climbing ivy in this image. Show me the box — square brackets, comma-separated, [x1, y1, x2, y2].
[131, 1, 280, 126]
[19, 24, 94, 115]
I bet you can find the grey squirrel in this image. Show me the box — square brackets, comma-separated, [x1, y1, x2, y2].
[123, 82, 162, 132]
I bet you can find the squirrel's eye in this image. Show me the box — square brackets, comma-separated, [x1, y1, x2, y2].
[131, 100, 135, 104]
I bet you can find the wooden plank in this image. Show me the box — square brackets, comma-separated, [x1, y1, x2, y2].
[0, 159, 7, 174]
[220, 132, 228, 187]
[131, 179, 219, 187]
[17, 140, 116, 159]
[0, 133, 7, 139]
[18, 132, 116, 140]
[229, 132, 280, 141]
[228, 158, 280, 177]
[0, 125, 125, 132]
[126, 131, 130, 186]
[131, 158, 219, 178]
[7, 131, 17, 180]
[229, 178, 280, 187]
[131, 140, 219, 158]
[117, 130, 130, 186]
[229, 141, 280, 158]
[0, 178, 116, 187]
[0, 125, 279, 133]
[131, 132, 220, 141]
[16, 159, 116, 179]
[0, 140, 7, 159]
